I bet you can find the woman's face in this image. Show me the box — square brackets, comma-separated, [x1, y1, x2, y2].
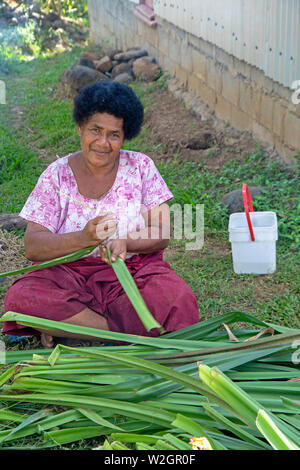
[77, 113, 125, 171]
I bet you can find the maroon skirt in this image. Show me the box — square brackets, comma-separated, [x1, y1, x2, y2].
[2, 250, 199, 338]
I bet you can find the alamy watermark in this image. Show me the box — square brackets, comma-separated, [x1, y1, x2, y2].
[94, 203, 205, 251]
[291, 80, 300, 105]
[0, 339, 5, 364]
[57, 190, 204, 251]
[0, 80, 6, 105]
[292, 340, 300, 365]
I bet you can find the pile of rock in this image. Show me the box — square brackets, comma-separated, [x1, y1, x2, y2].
[0, 1, 41, 27]
[60, 46, 161, 97]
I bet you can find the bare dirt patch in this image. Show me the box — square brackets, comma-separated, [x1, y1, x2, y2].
[143, 86, 260, 169]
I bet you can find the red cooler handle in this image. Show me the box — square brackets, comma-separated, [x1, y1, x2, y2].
[242, 184, 255, 242]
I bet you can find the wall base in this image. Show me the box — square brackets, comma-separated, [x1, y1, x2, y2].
[88, 0, 300, 163]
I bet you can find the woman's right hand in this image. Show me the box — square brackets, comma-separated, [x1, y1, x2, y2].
[80, 213, 117, 246]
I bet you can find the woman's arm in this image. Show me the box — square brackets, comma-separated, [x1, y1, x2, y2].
[127, 202, 170, 253]
[24, 203, 170, 262]
[101, 203, 170, 263]
[24, 214, 117, 262]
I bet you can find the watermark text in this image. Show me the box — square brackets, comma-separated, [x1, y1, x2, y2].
[0, 340, 6, 364]
[0, 80, 6, 105]
[292, 340, 300, 364]
[291, 80, 300, 105]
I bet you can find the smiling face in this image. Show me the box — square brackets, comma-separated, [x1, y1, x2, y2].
[77, 112, 125, 172]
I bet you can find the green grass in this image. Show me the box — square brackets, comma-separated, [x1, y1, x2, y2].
[0, 47, 83, 213]
[0, 46, 299, 332]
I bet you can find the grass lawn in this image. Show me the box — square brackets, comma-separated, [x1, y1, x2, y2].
[0, 45, 299, 347]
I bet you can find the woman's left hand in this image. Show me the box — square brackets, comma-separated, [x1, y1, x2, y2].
[100, 239, 127, 264]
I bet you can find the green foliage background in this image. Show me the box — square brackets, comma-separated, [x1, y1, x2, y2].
[36, 0, 88, 21]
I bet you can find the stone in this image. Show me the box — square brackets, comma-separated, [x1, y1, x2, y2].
[113, 72, 133, 84]
[111, 62, 132, 79]
[82, 51, 101, 61]
[114, 48, 148, 62]
[0, 214, 27, 231]
[104, 48, 122, 59]
[125, 46, 141, 51]
[94, 55, 113, 73]
[77, 57, 95, 69]
[221, 187, 269, 214]
[60, 65, 108, 94]
[132, 56, 160, 81]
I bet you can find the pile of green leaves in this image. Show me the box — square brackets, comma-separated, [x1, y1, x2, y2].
[0, 311, 299, 450]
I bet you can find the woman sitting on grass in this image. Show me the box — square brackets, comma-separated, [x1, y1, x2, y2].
[2, 80, 199, 348]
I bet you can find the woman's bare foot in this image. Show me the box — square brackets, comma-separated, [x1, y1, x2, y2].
[40, 333, 54, 348]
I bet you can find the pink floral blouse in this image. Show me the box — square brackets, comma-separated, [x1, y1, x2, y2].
[19, 150, 173, 257]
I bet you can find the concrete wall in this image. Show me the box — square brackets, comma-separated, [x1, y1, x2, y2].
[88, 0, 300, 162]
[154, 0, 300, 91]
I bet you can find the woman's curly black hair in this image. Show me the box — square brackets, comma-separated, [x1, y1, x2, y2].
[73, 80, 144, 140]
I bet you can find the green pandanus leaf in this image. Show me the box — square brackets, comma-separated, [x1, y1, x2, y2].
[256, 409, 299, 450]
[106, 245, 164, 333]
[198, 363, 300, 446]
[0, 245, 97, 278]
[0, 312, 196, 350]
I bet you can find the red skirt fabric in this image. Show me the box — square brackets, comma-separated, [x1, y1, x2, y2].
[2, 251, 199, 338]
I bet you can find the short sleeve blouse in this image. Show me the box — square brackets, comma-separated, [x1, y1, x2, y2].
[18, 150, 173, 257]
